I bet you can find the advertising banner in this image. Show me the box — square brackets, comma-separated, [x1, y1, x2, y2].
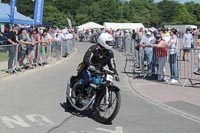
[10, 0, 16, 23]
[66, 18, 72, 29]
[34, 0, 44, 25]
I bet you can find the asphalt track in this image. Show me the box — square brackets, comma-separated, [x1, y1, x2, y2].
[0, 42, 199, 133]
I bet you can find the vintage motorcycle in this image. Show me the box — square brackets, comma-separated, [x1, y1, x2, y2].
[66, 68, 121, 124]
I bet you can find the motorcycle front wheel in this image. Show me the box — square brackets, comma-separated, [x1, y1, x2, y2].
[94, 88, 121, 124]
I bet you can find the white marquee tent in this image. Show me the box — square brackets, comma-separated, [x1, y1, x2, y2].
[77, 22, 104, 29]
[103, 22, 145, 31]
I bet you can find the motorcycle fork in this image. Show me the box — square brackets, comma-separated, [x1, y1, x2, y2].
[105, 87, 109, 105]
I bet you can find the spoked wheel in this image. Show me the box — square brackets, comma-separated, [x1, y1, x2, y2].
[95, 89, 121, 124]
[66, 83, 78, 111]
[66, 83, 91, 111]
[65, 96, 74, 110]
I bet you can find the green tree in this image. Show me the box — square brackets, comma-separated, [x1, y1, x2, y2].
[171, 4, 197, 24]
[2, 0, 200, 28]
[157, 0, 181, 24]
[184, 1, 200, 23]
[126, 0, 160, 27]
[43, 3, 67, 28]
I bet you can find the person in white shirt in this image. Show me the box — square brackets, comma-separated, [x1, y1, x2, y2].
[61, 30, 69, 57]
[167, 29, 178, 84]
[182, 29, 193, 61]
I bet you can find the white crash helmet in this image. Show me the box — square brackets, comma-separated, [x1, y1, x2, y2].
[97, 33, 114, 50]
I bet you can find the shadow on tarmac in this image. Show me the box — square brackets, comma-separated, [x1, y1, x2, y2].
[60, 102, 112, 125]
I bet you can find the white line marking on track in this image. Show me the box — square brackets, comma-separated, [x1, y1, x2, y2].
[38, 114, 54, 125]
[96, 126, 124, 133]
[0, 114, 53, 128]
[0, 115, 30, 128]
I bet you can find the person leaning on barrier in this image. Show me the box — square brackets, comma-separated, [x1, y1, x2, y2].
[135, 32, 143, 68]
[40, 30, 49, 64]
[32, 29, 41, 64]
[18, 29, 33, 67]
[7, 24, 19, 73]
[138, 31, 154, 76]
[152, 34, 168, 81]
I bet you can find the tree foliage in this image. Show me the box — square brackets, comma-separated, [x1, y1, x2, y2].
[2, 0, 200, 28]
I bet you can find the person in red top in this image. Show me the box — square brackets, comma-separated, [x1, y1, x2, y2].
[153, 34, 167, 81]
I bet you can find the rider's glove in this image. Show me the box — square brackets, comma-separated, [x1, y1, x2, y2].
[88, 65, 96, 71]
[114, 73, 120, 82]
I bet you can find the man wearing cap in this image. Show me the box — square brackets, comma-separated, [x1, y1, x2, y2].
[139, 31, 154, 75]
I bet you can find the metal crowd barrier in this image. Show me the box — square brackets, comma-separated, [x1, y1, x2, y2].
[115, 35, 200, 87]
[179, 48, 200, 86]
[0, 45, 17, 73]
[0, 39, 75, 76]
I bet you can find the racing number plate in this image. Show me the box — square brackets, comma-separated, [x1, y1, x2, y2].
[106, 74, 114, 82]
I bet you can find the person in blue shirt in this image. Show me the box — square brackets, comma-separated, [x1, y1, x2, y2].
[139, 31, 154, 75]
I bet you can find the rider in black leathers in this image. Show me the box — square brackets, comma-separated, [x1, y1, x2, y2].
[77, 33, 118, 87]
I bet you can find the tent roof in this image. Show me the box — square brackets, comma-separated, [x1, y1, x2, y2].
[77, 22, 104, 29]
[103, 22, 145, 30]
[0, 3, 33, 24]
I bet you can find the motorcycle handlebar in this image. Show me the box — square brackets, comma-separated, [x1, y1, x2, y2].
[102, 67, 115, 75]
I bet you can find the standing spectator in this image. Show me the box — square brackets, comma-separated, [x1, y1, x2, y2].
[161, 28, 171, 44]
[116, 29, 122, 48]
[121, 30, 125, 51]
[62, 30, 69, 57]
[167, 29, 178, 84]
[40, 30, 49, 64]
[135, 32, 143, 68]
[182, 29, 193, 61]
[139, 31, 154, 75]
[32, 29, 41, 64]
[124, 30, 131, 52]
[26, 30, 34, 68]
[18, 29, 32, 67]
[29, 30, 37, 67]
[67, 29, 74, 52]
[131, 29, 137, 56]
[55, 30, 62, 58]
[153, 34, 168, 81]
[192, 28, 198, 48]
[85, 29, 90, 42]
[7, 24, 19, 73]
[71, 29, 76, 51]
[132, 29, 137, 40]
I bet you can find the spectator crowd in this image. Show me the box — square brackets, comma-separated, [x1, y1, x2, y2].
[0, 24, 76, 73]
[1, 24, 200, 86]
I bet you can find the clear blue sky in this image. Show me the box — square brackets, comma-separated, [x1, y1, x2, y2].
[154, 0, 200, 3]
[120, 0, 200, 3]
